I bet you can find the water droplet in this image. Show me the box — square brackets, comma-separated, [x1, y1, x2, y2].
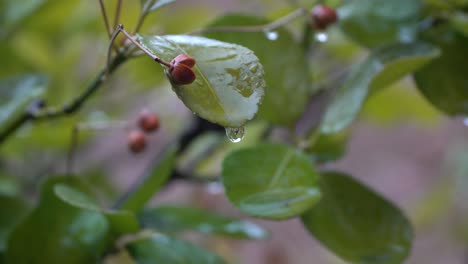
[264, 31, 279, 41]
[225, 126, 245, 143]
[463, 117, 468, 127]
[315, 32, 328, 43]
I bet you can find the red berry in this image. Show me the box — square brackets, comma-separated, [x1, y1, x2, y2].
[138, 109, 160, 133]
[171, 54, 196, 68]
[128, 130, 147, 153]
[312, 4, 338, 30]
[169, 63, 196, 85]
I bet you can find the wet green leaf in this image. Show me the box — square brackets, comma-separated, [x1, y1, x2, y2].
[0, 74, 48, 129]
[414, 29, 468, 116]
[54, 184, 140, 236]
[5, 177, 110, 264]
[0, 195, 29, 253]
[120, 146, 177, 213]
[222, 143, 321, 220]
[126, 233, 226, 264]
[139, 205, 268, 239]
[138, 34, 265, 128]
[322, 42, 440, 134]
[203, 14, 313, 126]
[140, 0, 176, 13]
[301, 172, 412, 264]
[338, 0, 422, 48]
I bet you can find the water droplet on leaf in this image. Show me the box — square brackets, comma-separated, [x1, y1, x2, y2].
[225, 126, 245, 143]
[264, 31, 279, 41]
[315, 32, 328, 43]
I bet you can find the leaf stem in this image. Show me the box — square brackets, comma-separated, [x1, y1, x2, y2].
[113, 0, 123, 30]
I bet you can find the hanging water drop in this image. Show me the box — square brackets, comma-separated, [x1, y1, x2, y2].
[315, 32, 328, 43]
[264, 31, 279, 41]
[225, 126, 245, 143]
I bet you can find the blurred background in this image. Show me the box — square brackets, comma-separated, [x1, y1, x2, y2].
[1, 0, 468, 263]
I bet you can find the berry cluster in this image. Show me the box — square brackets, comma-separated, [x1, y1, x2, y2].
[128, 108, 160, 153]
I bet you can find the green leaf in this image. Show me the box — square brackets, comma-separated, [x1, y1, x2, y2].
[321, 42, 440, 134]
[140, 0, 176, 13]
[0, 74, 48, 129]
[414, 28, 468, 116]
[301, 172, 412, 264]
[5, 177, 110, 264]
[54, 184, 140, 236]
[139, 205, 268, 239]
[120, 146, 177, 213]
[338, 0, 422, 47]
[203, 14, 314, 126]
[0, 0, 46, 38]
[138, 34, 265, 128]
[222, 143, 321, 220]
[0, 195, 29, 253]
[451, 12, 468, 37]
[126, 233, 226, 264]
[306, 130, 349, 163]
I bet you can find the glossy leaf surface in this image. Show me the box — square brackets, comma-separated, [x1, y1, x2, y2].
[322, 42, 440, 134]
[138, 34, 265, 128]
[302, 172, 413, 264]
[139, 205, 268, 239]
[222, 143, 321, 220]
[204, 14, 313, 126]
[126, 233, 226, 264]
[338, 0, 422, 47]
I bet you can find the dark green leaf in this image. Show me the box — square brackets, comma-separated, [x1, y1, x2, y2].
[120, 146, 177, 213]
[54, 184, 140, 235]
[126, 233, 226, 264]
[0, 195, 29, 252]
[414, 28, 468, 116]
[0, 74, 48, 129]
[138, 34, 265, 128]
[140, 0, 176, 13]
[222, 143, 321, 220]
[5, 177, 110, 264]
[203, 14, 314, 126]
[301, 172, 412, 264]
[338, 0, 422, 47]
[451, 12, 468, 37]
[139, 205, 268, 239]
[322, 42, 440, 134]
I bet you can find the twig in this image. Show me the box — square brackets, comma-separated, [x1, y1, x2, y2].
[98, 0, 112, 38]
[113, 0, 122, 30]
[188, 8, 308, 35]
[0, 54, 127, 145]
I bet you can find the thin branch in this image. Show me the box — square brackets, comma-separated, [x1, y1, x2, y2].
[0, 54, 127, 145]
[113, 0, 123, 30]
[189, 8, 308, 35]
[119, 26, 171, 67]
[133, 13, 147, 34]
[98, 0, 112, 38]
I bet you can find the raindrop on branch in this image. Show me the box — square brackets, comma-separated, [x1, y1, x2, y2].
[315, 32, 329, 43]
[264, 31, 279, 41]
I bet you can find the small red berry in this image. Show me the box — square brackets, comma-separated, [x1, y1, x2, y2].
[138, 109, 160, 133]
[169, 63, 196, 85]
[312, 4, 338, 30]
[168, 54, 197, 85]
[171, 54, 196, 68]
[128, 130, 147, 153]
